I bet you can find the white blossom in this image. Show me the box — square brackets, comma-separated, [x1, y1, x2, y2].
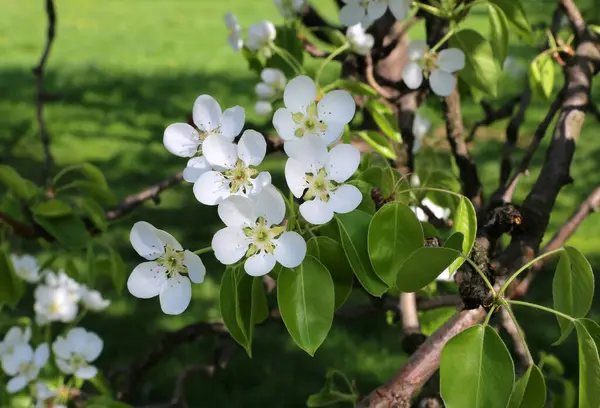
[402, 40, 465, 97]
[346, 24, 374, 55]
[255, 68, 287, 100]
[33, 382, 65, 408]
[0, 326, 31, 362]
[10, 254, 43, 283]
[246, 21, 276, 55]
[412, 113, 431, 154]
[212, 185, 306, 276]
[224, 12, 243, 51]
[339, 0, 409, 27]
[272, 75, 356, 153]
[275, 0, 306, 18]
[128, 221, 206, 315]
[79, 286, 110, 312]
[285, 136, 362, 224]
[255, 101, 274, 117]
[183, 156, 212, 183]
[193, 130, 271, 205]
[34, 271, 81, 325]
[1, 343, 49, 393]
[52, 328, 102, 380]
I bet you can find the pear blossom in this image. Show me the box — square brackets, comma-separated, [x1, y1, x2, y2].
[272, 76, 356, 152]
[212, 185, 306, 276]
[0, 326, 31, 362]
[79, 286, 110, 312]
[255, 101, 273, 117]
[34, 382, 65, 408]
[246, 21, 276, 56]
[339, 0, 409, 28]
[52, 328, 102, 379]
[285, 136, 362, 224]
[183, 156, 212, 183]
[255, 68, 287, 100]
[193, 130, 271, 205]
[412, 113, 431, 154]
[224, 13, 243, 51]
[402, 40, 465, 97]
[1, 343, 49, 393]
[346, 24, 374, 55]
[10, 254, 42, 283]
[128, 221, 206, 315]
[34, 271, 81, 325]
[275, 0, 306, 19]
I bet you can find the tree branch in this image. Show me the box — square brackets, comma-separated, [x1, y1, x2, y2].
[0, 212, 37, 238]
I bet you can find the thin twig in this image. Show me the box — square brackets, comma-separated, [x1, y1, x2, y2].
[365, 53, 395, 99]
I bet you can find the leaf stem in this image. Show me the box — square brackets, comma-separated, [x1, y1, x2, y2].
[430, 28, 455, 53]
[483, 304, 498, 326]
[506, 300, 575, 321]
[315, 43, 350, 89]
[461, 253, 497, 298]
[498, 248, 564, 296]
[500, 300, 534, 363]
[271, 44, 303, 74]
[193, 246, 213, 255]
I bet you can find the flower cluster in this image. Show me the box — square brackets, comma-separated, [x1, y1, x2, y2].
[346, 24, 374, 56]
[254, 68, 287, 117]
[224, 14, 277, 57]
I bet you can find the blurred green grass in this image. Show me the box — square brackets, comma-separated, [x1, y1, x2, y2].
[0, 0, 599, 406]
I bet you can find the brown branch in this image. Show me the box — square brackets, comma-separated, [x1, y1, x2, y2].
[33, 0, 57, 185]
[0, 212, 37, 238]
[499, 89, 531, 189]
[399, 293, 419, 334]
[559, 0, 585, 36]
[466, 95, 522, 143]
[365, 53, 395, 100]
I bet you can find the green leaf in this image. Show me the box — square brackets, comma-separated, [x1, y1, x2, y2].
[574, 319, 600, 408]
[33, 214, 90, 250]
[337, 79, 378, 97]
[440, 325, 514, 408]
[251, 274, 269, 325]
[421, 221, 440, 238]
[320, 27, 348, 47]
[538, 351, 564, 376]
[358, 166, 394, 198]
[85, 396, 132, 408]
[508, 365, 546, 408]
[420, 307, 456, 336]
[58, 180, 116, 206]
[356, 130, 397, 160]
[590, 25, 600, 35]
[54, 163, 109, 188]
[552, 247, 594, 345]
[306, 370, 358, 407]
[529, 54, 554, 100]
[0, 165, 37, 201]
[219, 266, 254, 356]
[443, 232, 464, 252]
[450, 29, 501, 97]
[108, 248, 126, 294]
[0, 249, 26, 309]
[306, 237, 354, 310]
[347, 180, 376, 214]
[489, 0, 532, 42]
[487, 4, 509, 66]
[447, 196, 477, 274]
[31, 200, 73, 218]
[241, 47, 264, 75]
[368, 202, 423, 286]
[365, 100, 402, 143]
[396, 247, 460, 292]
[277, 255, 334, 355]
[269, 25, 304, 75]
[77, 197, 107, 232]
[551, 380, 576, 408]
[336, 211, 388, 297]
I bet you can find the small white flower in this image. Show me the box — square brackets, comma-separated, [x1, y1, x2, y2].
[0, 326, 31, 362]
[79, 286, 110, 312]
[128, 221, 206, 315]
[412, 113, 431, 154]
[224, 12, 243, 51]
[273, 75, 356, 151]
[346, 24, 374, 55]
[285, 136, 362, 224]
[34, 271, 81, 325]
[255, 101, 274, 117]
[402, 40, 465, 97]
[212, 185, 306, 276]
[255, 68, 287, 100]
[193, 130, 271, 205]
[1, 343, 49, 393]
[410, 197, 450, 222]
[52, 328, 102, 380]
[275, 0, 306, 18]
[10, 254, 42, 283]
[33, 382, 64, 408]
[246, 21, 276, 55]
[339, 0, 409, 27]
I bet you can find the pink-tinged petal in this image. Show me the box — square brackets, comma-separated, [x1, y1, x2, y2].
[283, 75, 316, 113]
[317, 90, 356, 126]
[237, 130, 266, 167]
[272, 108, 297, 141]
[130, 221, 163, 260]
[193, 95, 222, 132]
[193, 171, 231, 206]
[183, 156, 212, 183]
[163, 123, 200, 158]
[326, 143, 360, 183]
[407, 40, 427, 60]
[252, 184, 286, 225]
[219, 106, 245, 140]
[300, 199, 334, 225]
[217, 195, 255, 228]
[329, 184, 362, 214]
[212, 227, 249, 265]
[202, 134, 237, 169]
[437, 48, 465, 73]
[402, 62, 424, 89]
[183, 250, 206, 284]
[159, 274, 192, 315]
[127, 262, 167, 299]
[244, 252, 277, 276]
[274, 231, 306, 268]
[429, 69, 456, 97]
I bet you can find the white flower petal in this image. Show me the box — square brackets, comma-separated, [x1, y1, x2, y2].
[34, 344, 49, 368]
[326, 143, 360, 183]
[130, 221, 164, 260]
[183, 250, 206, 284]
[127, 262, 167, 299]
[283, 75, 316, 113]
[80, 333, 103, 362]
[320, 121, 346, 146]
[6, 376, 28, 393]
[159, 274, 191, 315]
[285, 158, 310, 198]
[255, 101, 273, 117]
[422, 198, 450, 220]
[51, 337, 70, 360]
[274, 231, 306, 268]
[219, 106, 245, 140]
[317, 90, 356, 126]
[283, 134, 328, 169]
[228, 34, 243, 52]
[261, 68, 286, 88]
[367, 0, 387, 21]
[244, 252, 277, 276]
[255, 82, 275, 99]
[224, 12, 238, 29]
[339, 3, 365, 27]
[252, 184, 286, 225]
[218, 195, 255, 227]
[272, 108, 297, 141]
[163, 123, 200, 158]
[437, 48, 465, 73]
[212, 227, 249, 265]
[249, 171, 272, 196]
[412, 113, 431, 137]
[55, 359, 73, 374]
[300, 199, 334, 225]
[238, 130, 266, 167]
[183, 156, 212, 183]
[407, 40, 427, 60]
[389, 0, 409, 20]
[154, 228, 183, 251]
[411, 206, 428, 222]
[329, 184, 362, 214]
[193, 171, 231, 206]
[1, 352, 21, 375]
[202, 134, 238, 169]
[76, 365, 98, 379]
[402, 62, 424, 89]
[193, 95, 222, 132]
[429, 69, 456, 97]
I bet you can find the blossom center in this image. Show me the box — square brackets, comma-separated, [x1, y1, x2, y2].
[244, 217, 284, 256]
[303, 168, 338, 202]
[157, 245, 186, 277]
[292, 102, 328, 138]
[69, 354, 88, 370]
[223, 160, 258, 194]
[359, 0, 369, 7]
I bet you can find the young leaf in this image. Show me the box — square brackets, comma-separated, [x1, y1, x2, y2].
[552, 247, 594, 344]
[77, 197, 108, 232]
[277, 255, 334, 356]
[0, 248, 26, 308]
[365, 100, 402, 143]
[32, 200, 73, 218]
[443, 232, 464, 252]
[396, 247, 460, 292]
[356, 131, 397, 160]
[108, 248, 126, 294]
[336, 211, 388, 297]
[58, 180, 116, 206]
[450, 29, 501, 96]
[368, 202, 424, 286]
[421, 221, 440, 238]
[219, 266, 253, 356]
[33, 214, 90, 250]
[337, 79, 378, 97]
[440, 325, 514, 408]
[489, 0, 532, 43]
[574, 319, 600, 408]
[306, 236, 354, 310]
[447, 196, 477, 274]
[358, 166, 394, 198]
[0, 165, 37, 201]
[508, 365, 546, 408]
[529, 54, 554, 100]
[487, 4, 509, 66]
